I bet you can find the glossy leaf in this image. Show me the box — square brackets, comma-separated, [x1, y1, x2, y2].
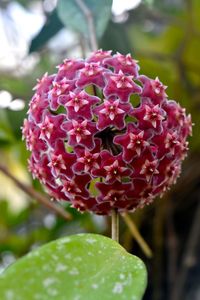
[0, 234, 147, 300]
[57, 0, 112, 39]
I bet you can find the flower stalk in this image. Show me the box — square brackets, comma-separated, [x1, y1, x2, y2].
[122, 213, 153, 258]
[111, 209, 119, 242]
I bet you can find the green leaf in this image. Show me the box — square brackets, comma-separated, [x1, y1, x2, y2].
[29, 10, 64, 53]
[100, 21, 132, 54]
[57, 0, 112, 39]
[0, 234, 147, 300]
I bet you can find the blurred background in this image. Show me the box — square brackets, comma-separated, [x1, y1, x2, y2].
[0, 0, 199, 299]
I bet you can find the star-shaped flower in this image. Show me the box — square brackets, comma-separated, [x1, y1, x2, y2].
[47, 140, 76, 178]
[73, 138, 101, 173]
[163, 101, 193, 138]
[28, 155, 48, 184]
[127, 179, 154, 205]
[33, 73, 55, 94]
[61, 174, 91, 199]
[181, 114, 193, 138]
[59, 90, 100, 120]
[94, 99, 131, 130]
[143, 104, 165, 128]
[62, 119, 97, 149]
[140, 159, 159, 182]
[23, 121, 47, 160]
[28, 93, 49, 123]
[139, 75, 168, 104]
[152, 123, 181, 158]
[87, 49, 112, 63]
[178, 141, 189, 160]
[164, 132, 180, 155]
[92, 151, 132, 183]
[96, 181, 132, 205]
[38, 111, 67, 146]
[103, 70, 142, 102]
[56, 59, 84, 80]
[114, 123, 151, 162]
[165, 163, 181, 186]
[104, 52, 139, 77]
[48, 78, 76, 110]
[76, 62, 106, 88]
[29, 154, 57, 188]
[131, 99, 166, 133]
[130, 149, 154, 179]
[38, 115, 54, 140]
[71, 196, 97, 212]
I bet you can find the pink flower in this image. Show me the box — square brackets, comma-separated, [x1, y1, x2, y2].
[92, 151, 132, 183]
[73, 138, 101, 173]
[104, 70, 142, 102]
[56, 59, 84, 80]
[47, 140, 76, 178]
[59, 90, 99, 120]
[114, 123, 151, 162]
[49, 78, 76, 110]
[76, 62, 106, 88]
[37, 111, 66, 146]
[87, 49, 112, 63]
[62, 119, 97, 149]
[23, 50, 192, 215]
[94, 99, 131, 130]
[138, 75, 167, 104]
[104, 52, 139, 77]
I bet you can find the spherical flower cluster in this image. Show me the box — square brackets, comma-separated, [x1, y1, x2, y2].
[22, 50, 192, 215]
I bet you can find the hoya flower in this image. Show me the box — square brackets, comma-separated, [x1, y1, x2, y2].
[22, 50, 192, 215]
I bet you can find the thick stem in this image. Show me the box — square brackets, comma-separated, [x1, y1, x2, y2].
[111, 209, 119, 242]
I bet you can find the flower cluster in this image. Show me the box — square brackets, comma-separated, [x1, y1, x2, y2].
[23, 50, 192, 215]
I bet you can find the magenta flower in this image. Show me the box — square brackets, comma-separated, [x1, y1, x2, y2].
[59, 90, 99, 120]
[23, 50, 192, 215]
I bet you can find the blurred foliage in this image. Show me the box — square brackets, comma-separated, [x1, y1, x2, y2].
[57, 0, 112, 39]
[0, 0, 200, 300]
[29, 9, 63, 53]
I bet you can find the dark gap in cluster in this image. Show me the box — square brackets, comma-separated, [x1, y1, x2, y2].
[95, 127, 121, 155]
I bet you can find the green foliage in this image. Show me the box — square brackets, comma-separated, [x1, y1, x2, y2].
[100, 21, 132, 54]
[57, 0, 112, 39]
[0, 234, 147, 300]
[0, 110, 15, 145]
[29, 10, 64, 53]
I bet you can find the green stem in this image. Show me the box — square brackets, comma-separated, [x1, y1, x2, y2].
[75, 0, 98, 51]
[111, 209, 119, 242]
[122, 213, 153, 258]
